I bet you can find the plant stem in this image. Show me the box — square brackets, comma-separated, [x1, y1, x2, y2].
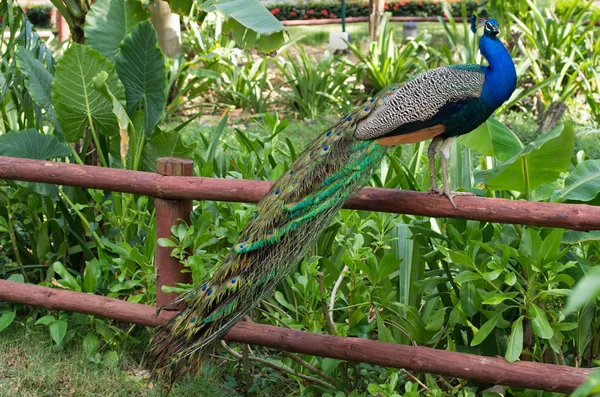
[87, 119, 108, 168]
[329, 264, 348, 321]
[281, 351, 339, 388]
[67, 144, 85, 165]
[220, 341, 335, 390]
[522, 157, 531, 201]
[317, 271, 337, 335]
[5, 193, 27, 282]
[59, 187, 104, 250]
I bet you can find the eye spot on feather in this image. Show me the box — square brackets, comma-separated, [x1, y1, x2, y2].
[369, 98, 375, 102]
[336, 130, 342, 136]
[254, 213, 259, 219]
[225, 256, 230, 263]
[275, 188, 280, 195]
[190, 317, 196, 323]
[201, 284, 207, 291]
[364, 107, 370, 111]
[391, 87, 397, 91]
[231, 278, 236, 284]
[243, 236, 249, 242]
[325, 130, 332, 136]
[207, 289, 212, 296]
[346, 116, 352, 122]
[320, 145, 329, 155]
[289, 170, 293, 175]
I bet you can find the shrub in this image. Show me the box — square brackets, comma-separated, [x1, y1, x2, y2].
[267, 0, 479, 21]
[24, 5, 52, 28]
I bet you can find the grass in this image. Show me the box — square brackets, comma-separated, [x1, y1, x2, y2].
[0, 321, 237, 397]
[286, 21, 449, 46]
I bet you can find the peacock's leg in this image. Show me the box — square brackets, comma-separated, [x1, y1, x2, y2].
[439, 137, 474, 208]
[427, 136, 443, 195]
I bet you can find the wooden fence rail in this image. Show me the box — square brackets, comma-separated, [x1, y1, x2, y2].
[1, 156, 600, 231]
[0, 279, 591, 394]
[0, 155, 598, 393]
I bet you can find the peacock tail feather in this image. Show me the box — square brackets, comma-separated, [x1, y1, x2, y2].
[149, 92, 392, 388]
[150, 15, 517, 384]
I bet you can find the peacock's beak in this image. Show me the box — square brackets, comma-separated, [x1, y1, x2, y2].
[491, 26, 500, 36]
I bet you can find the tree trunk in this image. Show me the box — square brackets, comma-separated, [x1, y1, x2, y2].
[151, 0, 181, 58]
[368, 0, 385, 42]
[537, 101, 566, 133]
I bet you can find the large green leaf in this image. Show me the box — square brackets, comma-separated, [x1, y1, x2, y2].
[457, 118, 523, 162]
[565, 267, 600, 314]
[0, 129, 69, 159]
[212, 0, 283, 35]
[84, 0, 150, 63]
[142, 128, 196, 172]
[505, 315, 524, 362]
[52, 44, 126, 142]
[194, 0, 285, 53]
[0, 309, 16, 333]
[93, 71, 133, 165]
[471, 312, 501, 346]
[475, 124, 574, 195]
[552, 160, 600, 202]
[15, 47, 63, 136]
[115, 21, 166, 137]
[528, 304, 553, 339]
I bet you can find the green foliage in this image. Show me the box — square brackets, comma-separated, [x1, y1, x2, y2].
[4, 0, 600, 395]
[348, 13, 429, 94]
[23, 4, 53, 28]
[52, 44, 126, 142]
[84, 0, 150, 63]
[507, 0, 599, 112]
[115, 20, 167, 136]
[276, 47, 355, 119]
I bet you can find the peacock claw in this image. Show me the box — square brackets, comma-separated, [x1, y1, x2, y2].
[428, 186, 444, 195]
[443, 190, 475, 209]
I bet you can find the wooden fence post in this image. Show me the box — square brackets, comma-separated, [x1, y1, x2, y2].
[155, 157, 193, 307]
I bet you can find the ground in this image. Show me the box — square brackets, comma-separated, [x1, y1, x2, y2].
[0, 322, 237, 397]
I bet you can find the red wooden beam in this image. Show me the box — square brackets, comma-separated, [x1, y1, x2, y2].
[0, 279, 591, 393]
[154, 158, 193, 307]
[0, 156, 599, 231]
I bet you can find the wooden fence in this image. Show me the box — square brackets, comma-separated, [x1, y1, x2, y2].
[0, 155, 597, 393]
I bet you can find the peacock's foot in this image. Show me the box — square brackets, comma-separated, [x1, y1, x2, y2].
[428, 186, 444, 195]
[442, 190, 475, 209]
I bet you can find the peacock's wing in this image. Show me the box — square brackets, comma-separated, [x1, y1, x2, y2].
[354, 65, 485, 144]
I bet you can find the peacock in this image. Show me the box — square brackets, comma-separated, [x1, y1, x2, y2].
[149, 15, 517, 388]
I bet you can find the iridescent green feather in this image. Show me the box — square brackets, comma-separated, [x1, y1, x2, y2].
[148, 90, 393, 389]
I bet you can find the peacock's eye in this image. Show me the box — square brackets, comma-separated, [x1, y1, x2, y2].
[485, 23, 491, 29]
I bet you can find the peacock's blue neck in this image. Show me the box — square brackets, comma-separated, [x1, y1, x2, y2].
[479, 35, 516, 110]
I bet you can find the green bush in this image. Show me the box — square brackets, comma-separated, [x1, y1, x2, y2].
[24, 4, 52, 28]
[267, 0, 480, 21]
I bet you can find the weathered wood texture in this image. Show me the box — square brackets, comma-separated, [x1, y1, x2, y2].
[155, 158, 193, 307]
[0, 157, 599, 231]
[0, 279, 591, 394]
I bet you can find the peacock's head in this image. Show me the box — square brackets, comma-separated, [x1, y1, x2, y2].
[470, 14, 500, 37]
[483, 19, 500, 37]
